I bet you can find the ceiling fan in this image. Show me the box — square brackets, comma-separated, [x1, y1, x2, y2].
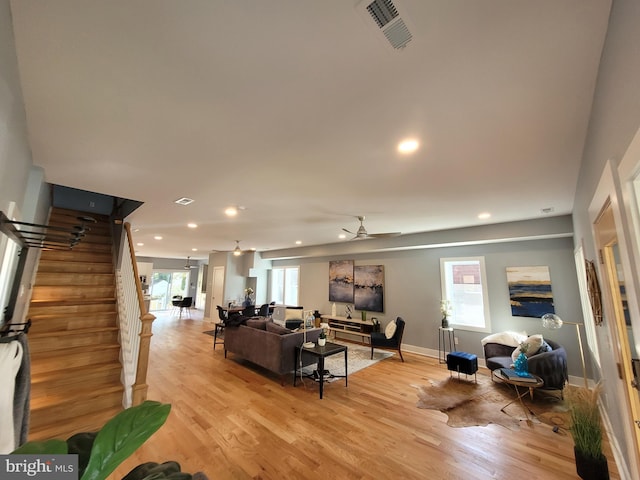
[342, 216, 401, 240]
[183, 256, 198, 269]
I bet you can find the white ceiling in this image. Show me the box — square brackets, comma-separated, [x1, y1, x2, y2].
[10, 0, 612, 260]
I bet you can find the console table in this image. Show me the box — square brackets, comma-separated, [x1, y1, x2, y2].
[320, 315, 374, 344]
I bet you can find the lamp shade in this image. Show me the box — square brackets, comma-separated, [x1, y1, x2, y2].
[542, 313, 563, 329]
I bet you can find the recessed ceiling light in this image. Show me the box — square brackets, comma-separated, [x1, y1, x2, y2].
[174, 197, 194, 205]
[225, 206, 238, 216]
[295, 240, 302, 245]
[339, 234, 346, 239]
[154, 235, 163, 240]
[398, 139, 419, 154]
[137, 242, 144, 246]
[187, 223, 198, 228]
[192, 248, 198, 252]
[478, 212, 491, 220]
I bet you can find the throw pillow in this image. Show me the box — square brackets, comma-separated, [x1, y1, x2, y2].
[534, 341, 553, 355]
[480, 330, 528, 347]
[246, 318, 268, 330]
[266, 322, 291, 335]
[385, 320, 397, 339]
[511, 334, 544, 362]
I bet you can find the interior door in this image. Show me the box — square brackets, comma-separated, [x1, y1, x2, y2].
[593, 199, 640, 453]
[212, 266, 225, 310]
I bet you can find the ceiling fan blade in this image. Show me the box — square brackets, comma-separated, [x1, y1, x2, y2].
[367, 232, 402, 238]
[342, 228, 355, 235]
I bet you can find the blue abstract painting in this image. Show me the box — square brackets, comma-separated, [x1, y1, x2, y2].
[506, 266, 555, 318]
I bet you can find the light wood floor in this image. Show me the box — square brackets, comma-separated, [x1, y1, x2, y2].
[109, 309, 620, 480]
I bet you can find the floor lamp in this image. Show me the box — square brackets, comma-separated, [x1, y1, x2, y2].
[542, 313, 589, 390]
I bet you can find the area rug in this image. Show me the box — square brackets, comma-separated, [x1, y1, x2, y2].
[414, 373, 570, 431]
[300, 341, 393, 381]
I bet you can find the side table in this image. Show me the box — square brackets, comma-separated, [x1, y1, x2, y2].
[294, 341, 348, 399]
[438, 327, 455, 364]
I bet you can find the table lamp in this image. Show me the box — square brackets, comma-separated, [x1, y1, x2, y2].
[541, 313, 588, 389]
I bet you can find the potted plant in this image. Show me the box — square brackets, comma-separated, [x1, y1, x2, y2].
[566, 383, 609, 480]
[318, 329, 327, 346]
[12, 401, 204, 480]
[440, 300, 452, 328]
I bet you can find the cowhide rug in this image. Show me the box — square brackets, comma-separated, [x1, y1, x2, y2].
[414, 373, 570, 431]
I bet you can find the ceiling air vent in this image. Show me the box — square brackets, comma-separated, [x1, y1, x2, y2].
[174, 197, 194, 206]
[357, 0, 413, 50]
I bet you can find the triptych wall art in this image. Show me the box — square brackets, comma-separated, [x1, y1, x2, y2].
[329, 260, 384, 312]
[506, 265, 555, 318]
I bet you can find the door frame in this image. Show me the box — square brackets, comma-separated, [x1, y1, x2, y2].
[589, 158, 640, 477]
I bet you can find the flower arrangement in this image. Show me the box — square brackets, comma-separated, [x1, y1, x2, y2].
[518, 341, 530, 354]
[244, 287, 254, 296]
[440, 300, 452, 319]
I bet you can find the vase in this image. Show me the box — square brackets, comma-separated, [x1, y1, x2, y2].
[441, 316, 449, 328]
[242, 296, 252, 307]
[318, 338, 326, 346]
[574, 447, 609, 480]
[513, 352, 529, 375]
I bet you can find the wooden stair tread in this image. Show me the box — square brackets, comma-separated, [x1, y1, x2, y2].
[29, 298, 116, 306]
[31, 384, 124, 410]
[29, 326, 119, 338]
[30, 343, 120, 358]
[31, 362, 122, 384]
[28, 406, 124, 442]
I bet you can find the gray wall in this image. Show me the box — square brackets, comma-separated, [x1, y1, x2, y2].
[274, 236, 586, 376]
[571, 0, 640, 477]
[0, 0, 48, 326]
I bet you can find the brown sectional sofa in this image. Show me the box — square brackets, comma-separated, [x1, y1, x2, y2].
[224, 317, 321, 382]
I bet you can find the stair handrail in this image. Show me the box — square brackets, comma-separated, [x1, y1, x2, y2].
[122, 222, 155, 406]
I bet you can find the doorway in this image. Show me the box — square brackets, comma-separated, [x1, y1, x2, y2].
[149, 270, 191, 311]
[591, 185, 640, 470]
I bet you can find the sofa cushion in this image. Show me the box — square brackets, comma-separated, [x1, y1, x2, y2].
[246, 318, 269, 330]
[266, 322, 291, 335]
[511, 334, 544, 361]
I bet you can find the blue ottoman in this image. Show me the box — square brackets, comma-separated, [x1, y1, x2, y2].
[447, 351, 478, 382]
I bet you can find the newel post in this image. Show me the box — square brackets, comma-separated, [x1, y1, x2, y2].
[132, 311, 156, 405]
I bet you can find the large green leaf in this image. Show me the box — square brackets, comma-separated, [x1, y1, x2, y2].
[81, 401, 171, 480]
[12, 439, 68, 454]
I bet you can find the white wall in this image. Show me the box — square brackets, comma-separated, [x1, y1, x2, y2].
[571, 0, 640, 477]
[0, 0, 48, 325]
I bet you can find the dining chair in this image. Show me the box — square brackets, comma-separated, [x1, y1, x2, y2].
[178, 297, 193, 318]
[214, 305, 227, 350]
[258, 303, 270, 317]
[242, 305, 256, 317]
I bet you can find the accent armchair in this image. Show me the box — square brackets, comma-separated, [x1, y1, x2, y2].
[370, 317, 405, 362]
[483, 338, 568, 391]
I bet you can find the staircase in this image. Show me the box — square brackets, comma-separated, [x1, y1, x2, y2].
[26, 208, 124, 441]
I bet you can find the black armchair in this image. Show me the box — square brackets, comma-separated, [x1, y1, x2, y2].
[370, 317, 405, 362]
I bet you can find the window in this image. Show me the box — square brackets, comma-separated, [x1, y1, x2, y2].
[271, 266, 299, 305]
[440, 257, 491, 332]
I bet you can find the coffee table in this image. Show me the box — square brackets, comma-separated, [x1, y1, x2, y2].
[294, 341, 347, 399]
[492, 369, 544, 422]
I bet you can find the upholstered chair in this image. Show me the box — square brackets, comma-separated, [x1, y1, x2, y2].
[370, 317, 405, 362]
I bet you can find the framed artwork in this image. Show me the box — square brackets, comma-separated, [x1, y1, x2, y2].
[506, 266, 555, 318]
[329, 260, 354, 303]
[354, 265, 384, 312]
[585, 259, 603, 326]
